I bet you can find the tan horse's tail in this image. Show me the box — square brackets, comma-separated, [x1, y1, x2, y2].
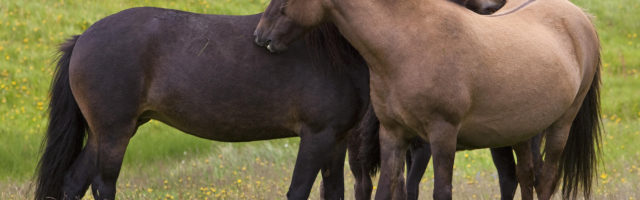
[558, 55, 602, 199]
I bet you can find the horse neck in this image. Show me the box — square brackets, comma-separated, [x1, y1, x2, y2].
[327, 0, 467, 73]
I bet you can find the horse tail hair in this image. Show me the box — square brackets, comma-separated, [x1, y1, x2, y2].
[559, 54, 602, 199]
[353, 103, 380, 177]
[35, 35, 88, 200]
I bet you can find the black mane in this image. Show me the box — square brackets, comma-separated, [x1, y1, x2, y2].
[304, 23, 366, 72]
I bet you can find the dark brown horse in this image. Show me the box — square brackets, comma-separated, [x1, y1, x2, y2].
[35, 9, 376, 200]
[254, 0, 602, 199]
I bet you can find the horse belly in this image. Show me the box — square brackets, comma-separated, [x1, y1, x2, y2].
[457, 90, 574, 149]
[145, 86, 304, 142]
[154, 113, 300, 142]
[457, 71, 579, 148]
[182, 125, 299, 142]
[457, 117, 547, 149]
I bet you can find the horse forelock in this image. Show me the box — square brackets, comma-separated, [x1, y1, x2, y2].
[303, 23, 365, 73]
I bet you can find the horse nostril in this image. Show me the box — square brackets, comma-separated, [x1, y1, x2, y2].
[254, 36, 263, 46]
[254, 34, 272, 47]
[267, 43, 275, 53]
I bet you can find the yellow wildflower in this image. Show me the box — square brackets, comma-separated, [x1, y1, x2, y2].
[600, 173, 607, 179]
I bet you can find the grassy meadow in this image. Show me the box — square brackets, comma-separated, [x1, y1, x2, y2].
[0, 0, 638, 199]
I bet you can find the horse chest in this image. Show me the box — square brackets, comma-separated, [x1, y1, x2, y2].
[369, 70, 471, 130]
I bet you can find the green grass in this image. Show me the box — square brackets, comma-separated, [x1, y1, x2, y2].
[577, 0, 640, 75]
[0, 0, 638, 199]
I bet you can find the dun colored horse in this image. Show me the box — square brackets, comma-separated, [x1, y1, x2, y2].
[254, 0, 602, 199]
[34, 1, 506, 199]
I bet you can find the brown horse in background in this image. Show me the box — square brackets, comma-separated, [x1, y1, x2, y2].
[254, 0, 602, 199]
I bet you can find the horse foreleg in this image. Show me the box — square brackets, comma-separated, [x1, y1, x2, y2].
[513, 141, 534, 200]
[427, 121, 458, 200]
[489, 146, 517, 200]
[319, 138, 347, 200]
[406, 140, 431, 200]
[374, 126, 409, 200]
[287, 127, 340, 200]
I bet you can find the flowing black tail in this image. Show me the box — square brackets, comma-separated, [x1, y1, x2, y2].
[559, 55, 602, 199]
[34, 35, 87, 200]
[348, 103, 381, 177]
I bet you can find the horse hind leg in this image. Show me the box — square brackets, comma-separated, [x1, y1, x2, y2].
[537, 99, 600, 199]
[512, 141, 535, 200]
[57, 101, 139, 199]
[88, 118, 138, 200]
[61, 135, 99, 199]
[347, 144, 373, 200]
[530, 133, 544, 187]
[352, 168, 373, 200]
[70, 92, 140, 199]
[535, 124, 571, 200]
[489, 146, 517, 200]
[59, 116, 138, 200]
